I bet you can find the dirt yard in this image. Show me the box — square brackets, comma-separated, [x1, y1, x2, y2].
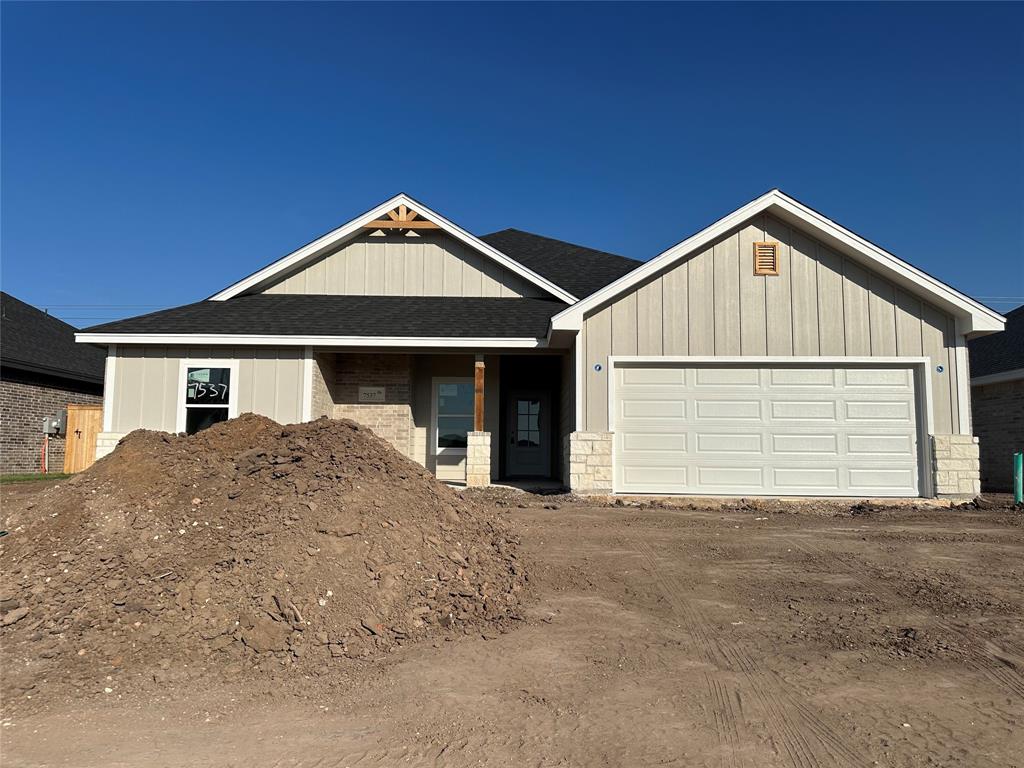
[3, 484, 1023, 768]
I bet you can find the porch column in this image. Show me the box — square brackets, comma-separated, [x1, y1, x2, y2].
[474, 355, 485, 432]
[466, 355, 491, 487]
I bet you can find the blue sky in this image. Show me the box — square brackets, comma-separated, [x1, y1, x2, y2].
[2, 1, 1022, 326]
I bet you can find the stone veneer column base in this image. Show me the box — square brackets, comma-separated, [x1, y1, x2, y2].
[567, 431, 612, 494]
[95, 432, 126, 461]
[466, 431, 491, 487]
[931, 434, 981, 498]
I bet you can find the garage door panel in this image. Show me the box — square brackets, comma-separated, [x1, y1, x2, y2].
[845, 401, 913, 422]
[770, 400, 838, 421]
[848, 467, 918, 490]
[769, 368, 837, 387]
[621, 399, 686, 419]
[695, 400, 761, 420]
[694, 367, 761, 387]
[845, 368, 913, 388]
[771, 433, 840, 455]
[619, 367, 684, 386]
[613, 362, 921, 497]
[772, 467, 840, 490]
[620, 432, 687, 452]
[695, 433, 762, 453]
[697, 466, 764, 488]
[621, 465, 688, 487]
[847, 434, 915, 457]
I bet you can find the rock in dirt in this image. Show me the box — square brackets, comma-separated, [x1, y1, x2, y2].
[3, 607, 30, 626]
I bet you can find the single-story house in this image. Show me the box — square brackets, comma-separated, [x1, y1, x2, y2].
[2, 292, 105, 474]
[77, 190, 1005, 498]
[969, 304, 1023, 492]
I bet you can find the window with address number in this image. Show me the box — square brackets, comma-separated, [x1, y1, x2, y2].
[182, 365, 234, 434]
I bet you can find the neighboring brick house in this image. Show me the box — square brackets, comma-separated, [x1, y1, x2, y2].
[1, 292, 105, 474]
[969, 304, 1024, 492]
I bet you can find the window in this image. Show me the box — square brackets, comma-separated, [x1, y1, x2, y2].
[516, 399, 540, 447]
[433, 378, 473, 452]
[177, 360, 238, 434]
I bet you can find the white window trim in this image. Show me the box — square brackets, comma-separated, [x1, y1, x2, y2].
[175, 359, 240, 434]
[431, 376, 474, 457]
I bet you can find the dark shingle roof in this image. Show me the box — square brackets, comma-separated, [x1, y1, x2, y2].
[1, 292, 106, 383]
[480, 229, 641, 299]
[969, 304, 1024, 378]
[83, 295, 564, 338]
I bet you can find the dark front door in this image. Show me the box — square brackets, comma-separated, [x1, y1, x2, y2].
[505, 390, 551, 477]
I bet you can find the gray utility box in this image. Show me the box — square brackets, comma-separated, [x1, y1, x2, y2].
[42, 410, 66, 435]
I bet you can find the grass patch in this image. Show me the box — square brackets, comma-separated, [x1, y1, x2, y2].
[0, 472, 72, 484]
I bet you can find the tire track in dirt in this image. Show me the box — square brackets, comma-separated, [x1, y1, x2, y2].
[786, 537, 1024, 701]
[632, 537, 864, 768]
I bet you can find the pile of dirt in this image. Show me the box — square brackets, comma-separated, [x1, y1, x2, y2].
[0, 415, 526, 709]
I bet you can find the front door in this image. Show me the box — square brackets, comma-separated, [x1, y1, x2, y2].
[505, 390, 551, 477]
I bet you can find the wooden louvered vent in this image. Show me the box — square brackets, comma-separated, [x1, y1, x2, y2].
[753, 241, 780, 276]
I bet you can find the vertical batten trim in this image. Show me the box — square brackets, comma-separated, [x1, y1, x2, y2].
[301, 345, 313, 422]
[102, 344, 117, 433]
[954, 337, 971, 435]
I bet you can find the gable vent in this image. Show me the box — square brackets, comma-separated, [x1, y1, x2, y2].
[753, 241, 780, 276]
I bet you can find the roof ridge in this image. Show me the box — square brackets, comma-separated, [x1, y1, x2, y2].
[481, 228, 640, 263]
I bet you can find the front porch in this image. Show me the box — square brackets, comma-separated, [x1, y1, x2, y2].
[311, 351, 571, 487]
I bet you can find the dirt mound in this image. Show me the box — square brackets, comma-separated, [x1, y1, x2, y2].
[0, 415, 526, 709]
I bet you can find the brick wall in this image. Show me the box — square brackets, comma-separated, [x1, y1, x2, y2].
[972, 378, 1024, 492]
[311, 353, 335, 419]
[1, 369, 102, 474]
[331, 354, 413, 458]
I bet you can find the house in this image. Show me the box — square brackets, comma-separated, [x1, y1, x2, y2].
[1, 292, 105, 474]
[76, 190, 1005, 498]
[969, 304, 1023, 492]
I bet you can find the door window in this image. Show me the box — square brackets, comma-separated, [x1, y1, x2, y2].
[516, 399, 541, 447]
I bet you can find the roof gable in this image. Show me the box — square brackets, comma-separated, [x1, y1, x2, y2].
[479, 229, 641, 299]
[210, 194, 577, 304]
[552, 189, 1005, 334]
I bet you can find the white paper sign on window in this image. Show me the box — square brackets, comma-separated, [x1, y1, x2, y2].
[358, 386, 386, 403]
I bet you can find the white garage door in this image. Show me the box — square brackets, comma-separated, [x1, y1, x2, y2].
[612, 362, 923, 497]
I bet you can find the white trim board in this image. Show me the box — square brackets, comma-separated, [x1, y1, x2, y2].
[301, 345, 313, 422]
[971, 367, 1024, 386]
[208, 193, 578, 305]
[76, 333, 547, 349]
[552, 189, 1005, 334]
[102, 344, 117, 433]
